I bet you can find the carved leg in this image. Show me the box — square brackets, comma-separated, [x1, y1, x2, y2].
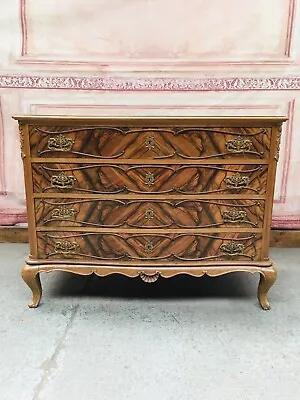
[257, 267, 277, 310]
[21, 264, 42, 308]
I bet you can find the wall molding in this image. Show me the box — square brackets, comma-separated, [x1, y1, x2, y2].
[0, 98, 5, 195]
[18, 0, 297, 67]
[1, 75, 300, 91]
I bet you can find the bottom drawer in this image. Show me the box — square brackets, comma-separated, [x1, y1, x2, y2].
[37, 232, 263, 262]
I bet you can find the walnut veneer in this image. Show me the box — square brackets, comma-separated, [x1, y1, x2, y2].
[14, 116, 287, 309]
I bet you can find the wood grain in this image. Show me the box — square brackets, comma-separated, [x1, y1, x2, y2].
[12, 116, 287, 308]
[2, 227, 297, 247]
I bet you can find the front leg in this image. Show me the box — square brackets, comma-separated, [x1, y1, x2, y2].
[21, 264, 42, 308]
[257, 266, 277, 310]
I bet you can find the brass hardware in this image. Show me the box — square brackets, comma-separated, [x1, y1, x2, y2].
[275, 125, 282, 161]
[19, 124, 26, 159]
[47, 134, 75, 152]
[220, 242, 245, 256]
[139, 272, 160, 283]
[144, 172, 155, 187]
[144, 241, 154, 253]
[53, 240, 79, 255]
[224, 173, 249, 189]
[222, 208, 248, 224]
[226, 136, 252, 153]
[50, 172, 77, 189]
[144, 208, 154, 220]
[145, 136, 155, 151]
[51, 206, 77, 219]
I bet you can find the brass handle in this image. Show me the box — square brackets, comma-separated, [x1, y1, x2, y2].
[47, 134, 74, 152]
[221, 208, 248, 224]
[144, 172, 155, 187]
[50, 172, 77, 189]
[220, 242, 245, 256]
[51, 206, 77, 219]
[224, 173, 249, 189]
[225, 136, 252, 153]
[53, 240, 79, 255]
[145, 136, 155, 151]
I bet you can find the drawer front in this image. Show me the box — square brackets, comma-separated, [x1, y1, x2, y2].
[32, 163, 268, 195]
[37, 232, 263, 262]
[29, 125, 271, 160]
[35, 198, 265, 228]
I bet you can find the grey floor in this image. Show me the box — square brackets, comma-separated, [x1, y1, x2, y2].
[0, 244, 299, 400]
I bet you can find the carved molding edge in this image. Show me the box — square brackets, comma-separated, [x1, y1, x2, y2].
[19, 123, 25, 159]
[23, 262, 277, 310]
[275, 125, 282, 162]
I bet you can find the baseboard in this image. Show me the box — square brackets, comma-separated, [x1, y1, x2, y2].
[0, 226, 29, 243]
[0, 226, 300, 247]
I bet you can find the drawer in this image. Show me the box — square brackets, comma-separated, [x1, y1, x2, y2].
[29, 125, 271, 160]
[37, 232, 263, 262]
[35, 198, 265, 228]
[32, 163, 268, 195]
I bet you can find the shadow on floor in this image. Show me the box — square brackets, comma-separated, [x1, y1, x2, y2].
[47, 271, 258, 300]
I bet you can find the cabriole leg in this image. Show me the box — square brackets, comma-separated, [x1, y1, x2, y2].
[21, 264, 42, 308]
[257, 267, 277, 310]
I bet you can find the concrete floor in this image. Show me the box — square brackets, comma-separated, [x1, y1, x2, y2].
[0, 244, 299, 400]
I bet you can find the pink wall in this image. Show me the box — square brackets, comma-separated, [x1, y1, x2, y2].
[0, 0, 300, 227]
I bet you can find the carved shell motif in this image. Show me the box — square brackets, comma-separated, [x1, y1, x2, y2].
[139, 272, 160, 283]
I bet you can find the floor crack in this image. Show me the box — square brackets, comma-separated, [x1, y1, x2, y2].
[32, 305, 79, 400]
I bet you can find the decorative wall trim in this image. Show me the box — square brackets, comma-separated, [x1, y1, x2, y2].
[274, 100, 295, 204]
[19, 0, 297, 67]
[285, 0, 297, 57]
[1, 75, 300, 91]
[0, 98, 5, 195]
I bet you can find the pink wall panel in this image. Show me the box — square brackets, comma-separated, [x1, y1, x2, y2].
[19, 0, 296, 67]
[0, 0, 300, 228]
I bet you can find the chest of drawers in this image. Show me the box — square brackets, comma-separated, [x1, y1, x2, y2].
[14, 115, 287, 309]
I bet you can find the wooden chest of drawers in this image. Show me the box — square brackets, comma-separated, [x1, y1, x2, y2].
[14, 116, 287, 309]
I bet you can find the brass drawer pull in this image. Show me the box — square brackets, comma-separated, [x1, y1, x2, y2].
[220, 242, 245, 256]
[50, 172, 77, 189]
[145, 136, 155, 151]
[222, 209, 248, 224]
[47, 134, 74, 152]
[144, 208, 154, 220]
[54, 239, 79, 255]
[51, 206, 77, 219]
[224, 173, 249, 189]
[144, 172, 155, 186]
[226, 136, 252, 153]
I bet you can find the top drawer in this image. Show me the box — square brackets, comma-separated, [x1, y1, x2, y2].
[28, 125, 271, 161]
